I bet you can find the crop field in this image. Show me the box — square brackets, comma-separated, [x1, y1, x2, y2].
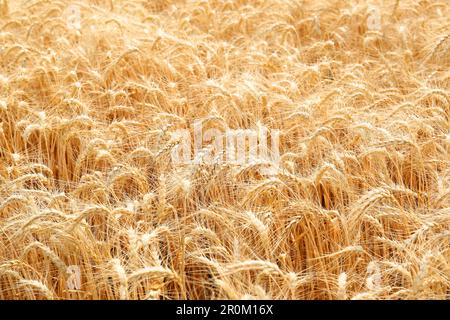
[0, 0, 449, 300]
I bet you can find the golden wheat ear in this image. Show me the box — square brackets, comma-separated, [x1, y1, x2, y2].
[1, 1, 8, 17]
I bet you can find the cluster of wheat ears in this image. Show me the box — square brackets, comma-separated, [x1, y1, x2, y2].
[0, 0, 449, 300]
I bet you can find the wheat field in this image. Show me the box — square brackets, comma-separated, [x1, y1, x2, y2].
[0, 0, 449, 300]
